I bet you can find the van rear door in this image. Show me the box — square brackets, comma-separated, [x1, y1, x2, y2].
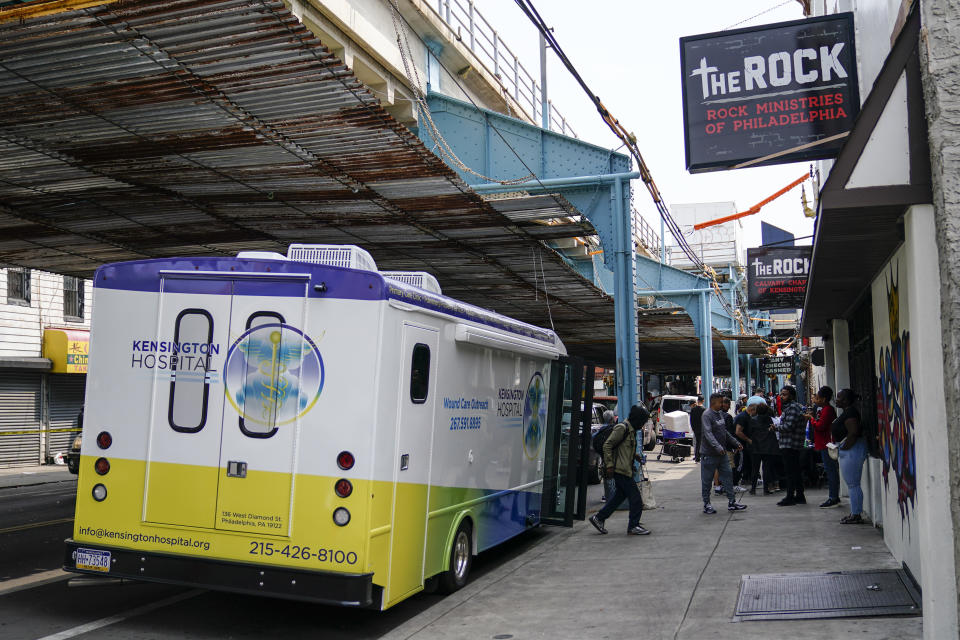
[215, 275, 311, 536]
[143, 272, 312, 536]
[540, 355, 593, 526]
[143, 275, 231, 529]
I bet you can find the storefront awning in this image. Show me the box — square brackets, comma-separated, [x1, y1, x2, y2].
[801, 8, 931, 336]
[42, 328, 89, 373]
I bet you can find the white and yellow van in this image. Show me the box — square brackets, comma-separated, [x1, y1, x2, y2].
[64, 245, 593, 609]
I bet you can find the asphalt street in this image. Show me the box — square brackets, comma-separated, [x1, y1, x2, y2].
[0, 478, 561, 640]
[0, 481, 77, 581]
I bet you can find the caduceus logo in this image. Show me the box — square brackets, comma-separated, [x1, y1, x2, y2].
[223, 323, 324, 427]
[522, 372, 547, 460]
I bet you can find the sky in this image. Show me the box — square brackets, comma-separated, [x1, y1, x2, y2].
[476, 0, 817, 251]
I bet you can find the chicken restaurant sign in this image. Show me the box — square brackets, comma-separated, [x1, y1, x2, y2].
[680, 13, 859, 172]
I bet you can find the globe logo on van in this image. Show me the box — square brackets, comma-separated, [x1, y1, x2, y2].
[522, 372, 547, 460]
[223, 323, 324, 427]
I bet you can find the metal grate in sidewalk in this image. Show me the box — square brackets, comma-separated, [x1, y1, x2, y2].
[734, 569, 922, 621]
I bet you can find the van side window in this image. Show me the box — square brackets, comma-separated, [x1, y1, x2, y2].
[239, 312, 285, 439]
[168, 309, 213, 433]
[410, 343, 430, 404]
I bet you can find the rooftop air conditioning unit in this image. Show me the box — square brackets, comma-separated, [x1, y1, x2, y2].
[286, 244, 378, 272]
[236, 251, 288, 261]
[381, 271, 442, 295]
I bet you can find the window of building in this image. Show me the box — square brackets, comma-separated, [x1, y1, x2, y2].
[410, 343, 430, 404]
[63, 276, 84, 321]
[168, 309, 213, 433]
[6, 267, 30, 306]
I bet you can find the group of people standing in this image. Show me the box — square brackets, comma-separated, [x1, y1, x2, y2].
[586, 382, 871, 537]
[691, 385, 870, 524]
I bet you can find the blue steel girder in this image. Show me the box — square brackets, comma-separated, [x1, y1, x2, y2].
[418, 92, 639, 415]
[421, 93, 630, 274]
[635, 253, 733, 334]
[635, 252, 744, 394]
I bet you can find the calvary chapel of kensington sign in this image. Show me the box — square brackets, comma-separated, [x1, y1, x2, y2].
[680, 13, 859, 172]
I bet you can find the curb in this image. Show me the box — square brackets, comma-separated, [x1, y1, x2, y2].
[0, 477, 77, 491]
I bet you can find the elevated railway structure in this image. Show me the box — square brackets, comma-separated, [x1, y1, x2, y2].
[0, 0, 766, 412]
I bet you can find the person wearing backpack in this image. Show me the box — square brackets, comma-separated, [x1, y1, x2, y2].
[589, 405, 651, 536]
[595, 410, 618, 502]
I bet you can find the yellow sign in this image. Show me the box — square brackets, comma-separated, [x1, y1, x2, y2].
[43, 328, 90, 374]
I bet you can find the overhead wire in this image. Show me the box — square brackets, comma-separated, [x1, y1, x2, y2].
[723, 0, 795, 30]
[388, 0, 534, 185]
[386, 0, 578, 328]
[512, 1, 703, 267]
[392, 0, 756, 337]
[513, 0, 760, 334]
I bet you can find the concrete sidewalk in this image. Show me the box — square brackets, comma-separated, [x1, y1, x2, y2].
[0, 464, 76, 490]
[383, 459, 922, 640]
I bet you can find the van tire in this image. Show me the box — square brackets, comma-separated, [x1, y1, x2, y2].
[438, 521, 472, 594]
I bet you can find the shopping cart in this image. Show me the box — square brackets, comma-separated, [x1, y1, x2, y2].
[656, 410, 693, 463]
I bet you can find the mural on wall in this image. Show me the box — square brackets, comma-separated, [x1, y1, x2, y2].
[876, 265, 917, 521]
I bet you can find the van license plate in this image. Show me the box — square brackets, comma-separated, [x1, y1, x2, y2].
[75, 548, 111, 573]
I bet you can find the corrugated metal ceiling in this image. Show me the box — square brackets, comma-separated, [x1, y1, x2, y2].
[0, 0, 619, 360]
[637, 307, 768, 374]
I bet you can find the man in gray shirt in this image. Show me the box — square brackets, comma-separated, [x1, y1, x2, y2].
[700, 392, 748, 514]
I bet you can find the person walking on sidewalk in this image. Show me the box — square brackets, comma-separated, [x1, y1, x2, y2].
[589, 405, 651, 536]
[806, 386, 840, 508]
[776, 385, 807, 506]
[699, 393, 748, 514]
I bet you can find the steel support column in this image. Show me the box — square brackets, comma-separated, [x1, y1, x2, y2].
[699, 291, 714, 395]
[743, 354, 752, 394]
[724, 340, 739, 397]
[635, 283, 722, 399]
[612, 176, 637, 417]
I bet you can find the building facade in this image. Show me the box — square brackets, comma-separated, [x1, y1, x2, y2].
[801, 1, 960, 636]
[0, 267, 92, 467]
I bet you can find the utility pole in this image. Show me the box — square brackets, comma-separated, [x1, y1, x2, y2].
[539, 30, 549, 129]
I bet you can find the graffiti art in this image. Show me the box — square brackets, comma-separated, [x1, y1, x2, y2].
[876, 264, 916, 522]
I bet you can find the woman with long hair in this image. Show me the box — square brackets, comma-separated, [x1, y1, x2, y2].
[835, 388, 869, 524]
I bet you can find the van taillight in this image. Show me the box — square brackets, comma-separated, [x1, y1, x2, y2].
[337, 451, 354, 470]
[333, 507, 350, 526]
[92, 484, 107, 501]
[94, 458, 110, 475]
[96, 432, 112, 449]
[335, 479, 352, 498]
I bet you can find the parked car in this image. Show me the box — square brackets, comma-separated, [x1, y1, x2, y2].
[586, 402, 657, 479]
[66, 433, 81, 474]
[586, 402, 608, 485]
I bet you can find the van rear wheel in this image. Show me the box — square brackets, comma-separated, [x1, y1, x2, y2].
[438, 521, 472, 593]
